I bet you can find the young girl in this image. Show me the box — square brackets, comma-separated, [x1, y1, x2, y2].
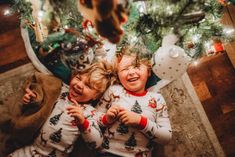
[8, 61, 116, 157]
[96, 46, 172, 157]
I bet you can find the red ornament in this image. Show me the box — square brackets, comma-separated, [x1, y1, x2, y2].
[214, 42, 224, 53]
[218, 0, 227, 5]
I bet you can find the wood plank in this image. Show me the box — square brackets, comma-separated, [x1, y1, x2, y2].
[221, 6, 235, 68]
[0, 3, 29, 72]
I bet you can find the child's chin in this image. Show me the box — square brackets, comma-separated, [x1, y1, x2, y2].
[68, 93, 78, 101]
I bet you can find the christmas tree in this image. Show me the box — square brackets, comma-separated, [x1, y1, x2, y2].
[49, 128, 62, 143]
[122, 0, 234, 58]
[102, 136, 110, 149]
[131, 100, 142, 114]
[49, 112, 63, 126]
[12, 0, 235, 82]
[117, 123, 129, 134]
[13, 0, 234, 59]
[125, 132, 137, 150]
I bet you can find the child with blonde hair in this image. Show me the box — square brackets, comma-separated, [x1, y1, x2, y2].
[96, 46, 172, 157]
[8, 61, 116, 157]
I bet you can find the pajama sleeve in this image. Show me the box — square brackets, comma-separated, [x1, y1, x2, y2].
[79, 107, 103, 149]
[95, 87, 114, 127]
[140, 94, 172, 144]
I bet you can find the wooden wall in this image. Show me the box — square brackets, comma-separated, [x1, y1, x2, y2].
[186, 6, 235, 157]
[222, 6, 235, 68]
[0, 3, 29, 73]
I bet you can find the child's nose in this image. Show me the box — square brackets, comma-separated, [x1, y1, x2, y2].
[128, 68, 136, 75]
[76, 82, 84, 90]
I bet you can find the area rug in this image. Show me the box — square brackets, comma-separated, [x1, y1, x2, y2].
[0, 63, 94, 157]
[0, 63, 36, 156]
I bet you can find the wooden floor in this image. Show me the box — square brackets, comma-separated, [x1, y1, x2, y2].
[1, 2, 235, 157]
[0, 3, 30, 73]
[187, 53, 235, 157]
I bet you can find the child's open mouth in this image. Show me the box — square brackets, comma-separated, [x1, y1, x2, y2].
[127, 77, 139, 82]
[71, 88, 82, 96]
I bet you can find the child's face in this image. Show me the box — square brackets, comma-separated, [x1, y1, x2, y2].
[117, 55, 150, 94]
[69, 74, 98, 103]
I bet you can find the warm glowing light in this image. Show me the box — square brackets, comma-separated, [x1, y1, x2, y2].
[193, 60, 199, 66]
[166, 6, 173, 15]
[192, 34, 201, 43]
[38, 10, 44, 21]
[130, 35, 138, 43]
[223, 28, 235, 35]
[136, 2, 146, 13]
[4, 9, 11, 16]
[204, 41, 211, 49]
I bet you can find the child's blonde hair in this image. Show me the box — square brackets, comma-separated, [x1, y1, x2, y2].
[71, 61, 117, 98]
[115, 45, 152, 70]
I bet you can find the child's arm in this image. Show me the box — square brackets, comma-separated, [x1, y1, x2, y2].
[118, 95, 172, 144]
[139, 95, 172, 144]
[95, 87, 117, 127]
[67, 100, 103, 149]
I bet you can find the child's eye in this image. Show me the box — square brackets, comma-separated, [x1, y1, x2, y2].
[121, 68, 128, 72]
[75, 75, 81, 80]
[134, 65, 140, 69]
[120, 66, 130, 72]
[85, 82, 92, 89]
[85, 84, 90, 88]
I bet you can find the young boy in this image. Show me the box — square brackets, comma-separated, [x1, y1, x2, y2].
[96, 46, 172, 157]
[8, 61, 116, 157]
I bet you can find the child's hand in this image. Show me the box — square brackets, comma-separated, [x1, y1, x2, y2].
[67, 99, 85, 125]
[106, 105, 120, 124]
[118, 109, 141, 127]
[22, 87, 37, 104]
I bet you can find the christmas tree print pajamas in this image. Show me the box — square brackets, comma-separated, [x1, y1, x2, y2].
[96, 85, 172, 157]
[8, 84, 103, 157]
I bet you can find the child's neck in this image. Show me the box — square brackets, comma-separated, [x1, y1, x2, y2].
[125, 89, 147, 97]
[67, 95, 93, 105]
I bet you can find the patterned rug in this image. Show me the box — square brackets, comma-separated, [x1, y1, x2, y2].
[0, 63, 94, 157]
[0, 63, 36, 156]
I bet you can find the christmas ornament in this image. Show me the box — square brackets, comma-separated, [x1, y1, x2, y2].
[152, 34, 191, 80]
[60, 37, 96, 71]
[213, 38, 224, 53]
[219, 0, 235, 5]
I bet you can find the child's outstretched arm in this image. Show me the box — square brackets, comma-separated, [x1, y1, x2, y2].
[22, 87, 37, 104]
[67, 99, 103, 149]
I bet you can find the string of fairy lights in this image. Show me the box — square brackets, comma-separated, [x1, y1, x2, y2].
[6, 0, 235, 63]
